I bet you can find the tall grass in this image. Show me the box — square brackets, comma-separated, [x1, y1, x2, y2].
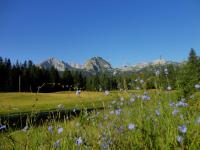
[0, 89, 200, 149]
[0, 70, 200, 149]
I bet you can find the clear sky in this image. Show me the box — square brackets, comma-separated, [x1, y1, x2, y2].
[0, 0, 200, 67]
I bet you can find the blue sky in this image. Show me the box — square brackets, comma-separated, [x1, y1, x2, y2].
[0, 0, 200, 67]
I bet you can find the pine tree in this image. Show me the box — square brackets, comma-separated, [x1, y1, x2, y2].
[177, 48, 199, 98]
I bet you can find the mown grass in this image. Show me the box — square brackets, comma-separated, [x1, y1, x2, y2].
[0, 91, 130, 115]
[0, 90, 200, 149]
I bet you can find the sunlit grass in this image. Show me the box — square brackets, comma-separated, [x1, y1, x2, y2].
[0, 91, 130, 115]
[0, 90, 200, 149]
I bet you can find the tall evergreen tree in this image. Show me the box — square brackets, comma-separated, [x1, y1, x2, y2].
[177, 48, 199, 98]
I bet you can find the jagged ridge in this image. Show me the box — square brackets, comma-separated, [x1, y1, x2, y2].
[39, 57, 179, 73]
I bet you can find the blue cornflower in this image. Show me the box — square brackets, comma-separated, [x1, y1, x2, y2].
[194, 84, 200, 89]
[102, 143, 107, 150]
[177, 135, 183, 143]
[0, 125, 6, 130]
[115, 109, 122, 115]
[169, 101, 175, 107]
[178, 125, 187, 133]
[54, 140, 60, 148]
[48, 125, 53, 134]
[76, 137, 83, 145]
[128, 123, 135, 130]
[110, 110, 114, 115]
[172, 109, 179, 116]
[141, 95, 150, 101]
[57, 127, 63, 134]
[176, 101, 188, 107]
[155, 110, 160, 116]
[76, 90, 81, 96]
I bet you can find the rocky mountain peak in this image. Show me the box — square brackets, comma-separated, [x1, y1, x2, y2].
[40, 57, 71, 71]
[83, 56, 112, 72]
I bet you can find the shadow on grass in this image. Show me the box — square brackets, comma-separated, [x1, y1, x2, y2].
[0, 107, 104, 131]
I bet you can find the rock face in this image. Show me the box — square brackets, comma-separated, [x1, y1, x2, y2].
[40, 57, 72, 71]
[39, 56, 112, 72]
[68, 62, 83, 69]
[39, 56, 179, 73]
[83, 56, 112, 72]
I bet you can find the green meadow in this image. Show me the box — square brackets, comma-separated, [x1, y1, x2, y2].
[0, 91, 129, 115]
[0, 90, 200, 149]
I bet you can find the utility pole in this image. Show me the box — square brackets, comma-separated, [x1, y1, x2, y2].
[19, 75, 21, 92]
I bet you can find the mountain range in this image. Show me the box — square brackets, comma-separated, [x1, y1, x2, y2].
[39, 56, 179, 74]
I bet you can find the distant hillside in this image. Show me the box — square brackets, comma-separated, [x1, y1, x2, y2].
[39, 57, 180, 74]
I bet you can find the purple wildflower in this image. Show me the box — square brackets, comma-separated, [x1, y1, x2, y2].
[172, 109, 179, 116]
[48, 125, 53, 134]
[110, 110, 114, 115]
[155, 110, 160, 116]
[141, 95, 150, 101]
[128, 123, 135, 130]
[76, 137, 83, 145]
[54, 140, 60, 148]
[0, 125, 6, 130]
[178, 125, 187, 133]
[195, 84, 200, 89]
[76, 90, 81, 96]
[102, 143, 107, 150]
[176, 101, 188, 107]
[115, 109, 122, 115]
[177, 135, 183, 143]
[57, 127, 63, 134]
[169, 101, 175, 107]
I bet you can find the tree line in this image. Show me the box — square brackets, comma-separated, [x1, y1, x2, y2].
[0, 49, 199, 97]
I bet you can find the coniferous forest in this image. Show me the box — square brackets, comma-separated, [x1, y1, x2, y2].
[0, 49, 200, 97]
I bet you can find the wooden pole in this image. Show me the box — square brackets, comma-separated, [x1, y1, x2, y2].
[19, 75, 21, 92]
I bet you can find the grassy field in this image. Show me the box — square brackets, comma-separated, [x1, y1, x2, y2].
[0, 90, 200, 149]
[0, 91, 130, 115]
